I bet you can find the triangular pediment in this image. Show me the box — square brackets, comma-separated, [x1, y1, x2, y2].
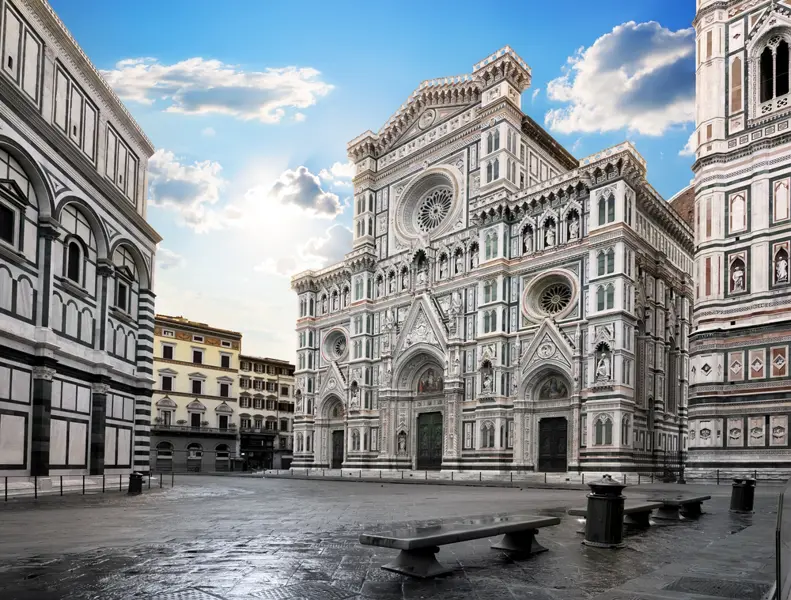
[748, 5, 791, 43]
[388, 104, 474, 150]
[520, 319, 573, 374]
[318, 360, 347, 398]
[394, 293, 448, 355]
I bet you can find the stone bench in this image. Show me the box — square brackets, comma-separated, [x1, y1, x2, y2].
[359, 514, 560, 579]
[648, 495, 711, 520]
[568, 502, 663, 530]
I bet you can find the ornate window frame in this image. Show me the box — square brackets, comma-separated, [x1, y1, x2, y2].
[748, 24, 791, 123]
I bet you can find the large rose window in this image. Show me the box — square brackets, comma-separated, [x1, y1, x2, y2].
[323, 329, 348, 362]
[416, 188, 453, 233]
[539, 283, 572, 315]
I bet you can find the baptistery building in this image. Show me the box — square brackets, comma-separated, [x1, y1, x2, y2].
[291, 47, 693, 473]
[0, 0, 159, 477]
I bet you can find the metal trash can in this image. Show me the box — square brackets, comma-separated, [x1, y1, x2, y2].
[127, 472, 144, 495]
[730, 477, 756, 513]
[583, 474, 626, 549]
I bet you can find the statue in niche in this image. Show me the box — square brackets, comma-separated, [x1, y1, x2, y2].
[389, 274, 395, 294]
[397, 432, 407, 454]
[332, 294, 338, 311]
[777, 253, 789, 284]
[596, 352, 611, 381]
[545, 222, 556, 247]
[540, 377, 568, 400]
[342, 289, 349, 306]
[382, 335, 390, 352]
[384, 308, 395, 331]
[731, 263, 745, 292]
[455, 253, 463, 274]
[568, 214, 580, 240]
[522, 227, 533, 253]
[417, 263, 427, 285]
[439, 257, 448, 279]
[452, 357, 460, 375]
[471, 247, 479, 268]
[376, 278, 383, 297]
[402, 270, 409, 289]
[321, 296, 328, 313]
[482, 372, 493, 394]
[417, 368, 443, 393]
[450, 291, 462, 315]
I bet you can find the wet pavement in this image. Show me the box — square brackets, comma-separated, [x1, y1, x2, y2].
[0, 475, 780, 599]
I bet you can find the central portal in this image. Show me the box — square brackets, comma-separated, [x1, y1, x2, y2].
[416, 412, 443, 470]
[331, 430, 344, 469]
[538, 417, 568, 472]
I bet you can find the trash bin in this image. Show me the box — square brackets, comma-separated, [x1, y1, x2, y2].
[127, 472, 144, 495]
[583, 474, 626, 548]
[730, 477, 756, 513]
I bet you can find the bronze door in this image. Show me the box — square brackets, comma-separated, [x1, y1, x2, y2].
[417, 412, 443, 470]
[538, 417, 568, 473]
[331, 430, 344, 469]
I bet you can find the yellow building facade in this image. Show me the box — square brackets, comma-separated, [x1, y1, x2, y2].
[150, 315, 242, 471]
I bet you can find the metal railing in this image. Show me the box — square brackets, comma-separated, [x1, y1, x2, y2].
[1, 472, 173, 501]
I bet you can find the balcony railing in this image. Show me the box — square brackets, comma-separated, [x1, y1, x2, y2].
[151, 423, 238, 435]
[239, 427, 278, 435]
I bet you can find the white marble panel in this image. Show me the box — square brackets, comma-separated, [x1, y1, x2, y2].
[68, 421, 86, 465]
[0, 268, 12, 310]
[771, 415, 788, 447]
[117, 428, 131, 466]
[0, 413, 25, 465]
[61, 382, 76, 411]
[49, 418, 67, 465]
[10, 369, 30, 403]
[123, 397, 133, 422]
[51, 293, 63, 332]
[104, 426, 116, 466]
[76, 386, 90, 413]
[51, 380, 61, 409]
[16, 277, 32, 319]
[0, 365, 10, 399]
[748, 416, 765, 447]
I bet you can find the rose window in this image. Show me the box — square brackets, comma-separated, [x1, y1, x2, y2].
[416, 188, 453, 233]
[332, 336, 346, 358]
[539, 283, 572, 315]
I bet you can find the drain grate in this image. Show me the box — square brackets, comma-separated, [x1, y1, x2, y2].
[248, 582, 358, 599]
[152, 590, 227, 600]
[663, 576, 771, 599]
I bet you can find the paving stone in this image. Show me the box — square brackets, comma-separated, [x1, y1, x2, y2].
[662, 576, 772, 599]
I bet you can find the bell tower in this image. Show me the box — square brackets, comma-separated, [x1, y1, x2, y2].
[688, 0, 791, 478]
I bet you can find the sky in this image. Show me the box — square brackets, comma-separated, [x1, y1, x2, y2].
[50, 0, 698, 361]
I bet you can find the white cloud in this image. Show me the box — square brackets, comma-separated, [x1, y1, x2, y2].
[156, 247, 185, 270]
[147, 149, 226, 232]
[301, 224, 353, 266]
[201, 127, 216, 137]
[294, 112, 306, 122]
[679, 130, 696, 156]
[102, 57, 333, 123]
[531, 88, 541, 103]
[263, 166, 342, 217]
[544, 21, 695, 136]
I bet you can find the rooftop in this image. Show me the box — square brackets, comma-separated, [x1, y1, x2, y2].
[155, 314, 243, 338]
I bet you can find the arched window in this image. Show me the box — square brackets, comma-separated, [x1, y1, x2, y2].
[606, 248, 615, 273]
[351, 429, 360, 451]
[731, 55, 743, 113]
[596, 286, 605, 312]
[187, 443, 203, 458]
[598, 197, 606, 225]
[779, 40, 790, 98]
[607, 194, 615, 222]
[215, 444, 230, 459]
[66, 240, 82, 283]
[483, 311, 490, 333]
[481, 422, 495, 448]
[493, 129, 500, 150]
[487, 132, 493, 154]
[597, 251, 606, 276]
[486, 162, 493, 183]
[483, 280, 494, 303]
[621, 416, 630, 446]
[356, 221, 362, 238]
[606, 283, 615, 309]
[594, 416, 613, 445]
[493, 158, 499, 180]
[156, 441, 173, 458]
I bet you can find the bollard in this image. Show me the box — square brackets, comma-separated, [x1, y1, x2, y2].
[60, 475, 64, 496]
[425, 471, 427, 480]
[730, 477, 756, 513]
[583, 474, 626, 549]
[379, 470, 382, 479]
[623, 474, 627, 485]
[717, 469, 720, 485]
[582, 473, 585, 485]
[480, 471, 482, 482]
[148, 474, 151, 490]
[35, 476, 38, 499]
[511, 472, 513, 483]
[754, 469, 758, 480]
[171, 471, 175, 487]
[638, 474, 641, 485]
[451, 471, 454, 481]
[359, 470, 362, 479]
[4, 476, 6, 502]
[102, 475, 105, 494]
[544, 472, 547, 484]
[120, 474, 123, 492]
[82, 475, 85, 495]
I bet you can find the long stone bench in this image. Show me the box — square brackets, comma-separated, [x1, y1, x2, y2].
[648, 495, 711, 520]
[568, 501, 663, 530]
[359, 514, 560, 579]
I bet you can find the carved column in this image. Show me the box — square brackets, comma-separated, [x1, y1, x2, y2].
[96, 260, 115, 351]
[36, 219, 61, 329]
[89, 380, 110, 475]
[30, 364, 57, 476]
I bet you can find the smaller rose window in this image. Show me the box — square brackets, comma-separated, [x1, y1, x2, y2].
[416, 188, 453, 233]
[332, 336, 347, 358]
[539, 283, 572, 315]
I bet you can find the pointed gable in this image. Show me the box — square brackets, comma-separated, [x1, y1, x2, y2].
[318, 360, 347, 398]
[394, 293, 448, 355]
[520, 319, 574, 374]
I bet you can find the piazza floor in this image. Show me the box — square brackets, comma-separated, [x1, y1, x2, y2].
[0, 475, 780, 599]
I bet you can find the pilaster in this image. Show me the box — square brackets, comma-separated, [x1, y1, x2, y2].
[89, 380, 110, 475]
[30, 363, 56, 476]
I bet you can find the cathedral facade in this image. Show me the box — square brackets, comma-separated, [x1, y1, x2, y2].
[689, 0, 791, 478]
[292, 47, 693, 473]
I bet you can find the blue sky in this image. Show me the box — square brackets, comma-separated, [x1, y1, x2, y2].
[50, 0, 698, 360]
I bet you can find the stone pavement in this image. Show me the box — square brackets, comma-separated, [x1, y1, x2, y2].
[0, 475, 781, 599]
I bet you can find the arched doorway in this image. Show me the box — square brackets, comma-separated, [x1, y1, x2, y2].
[413, 365, 444, 470]
[324, 396, 345, 469]
[535, 375, 570, 473]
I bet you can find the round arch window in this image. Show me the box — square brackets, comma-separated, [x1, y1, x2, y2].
[416, 187, 453, 233]
[539, 282, 572, 315]
[393, 170, 460, 242]
[323, 329, 348, 362]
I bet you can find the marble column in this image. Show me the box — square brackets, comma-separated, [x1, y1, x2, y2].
[30, 364, 56, 476]
[89, 381, 110, 475]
